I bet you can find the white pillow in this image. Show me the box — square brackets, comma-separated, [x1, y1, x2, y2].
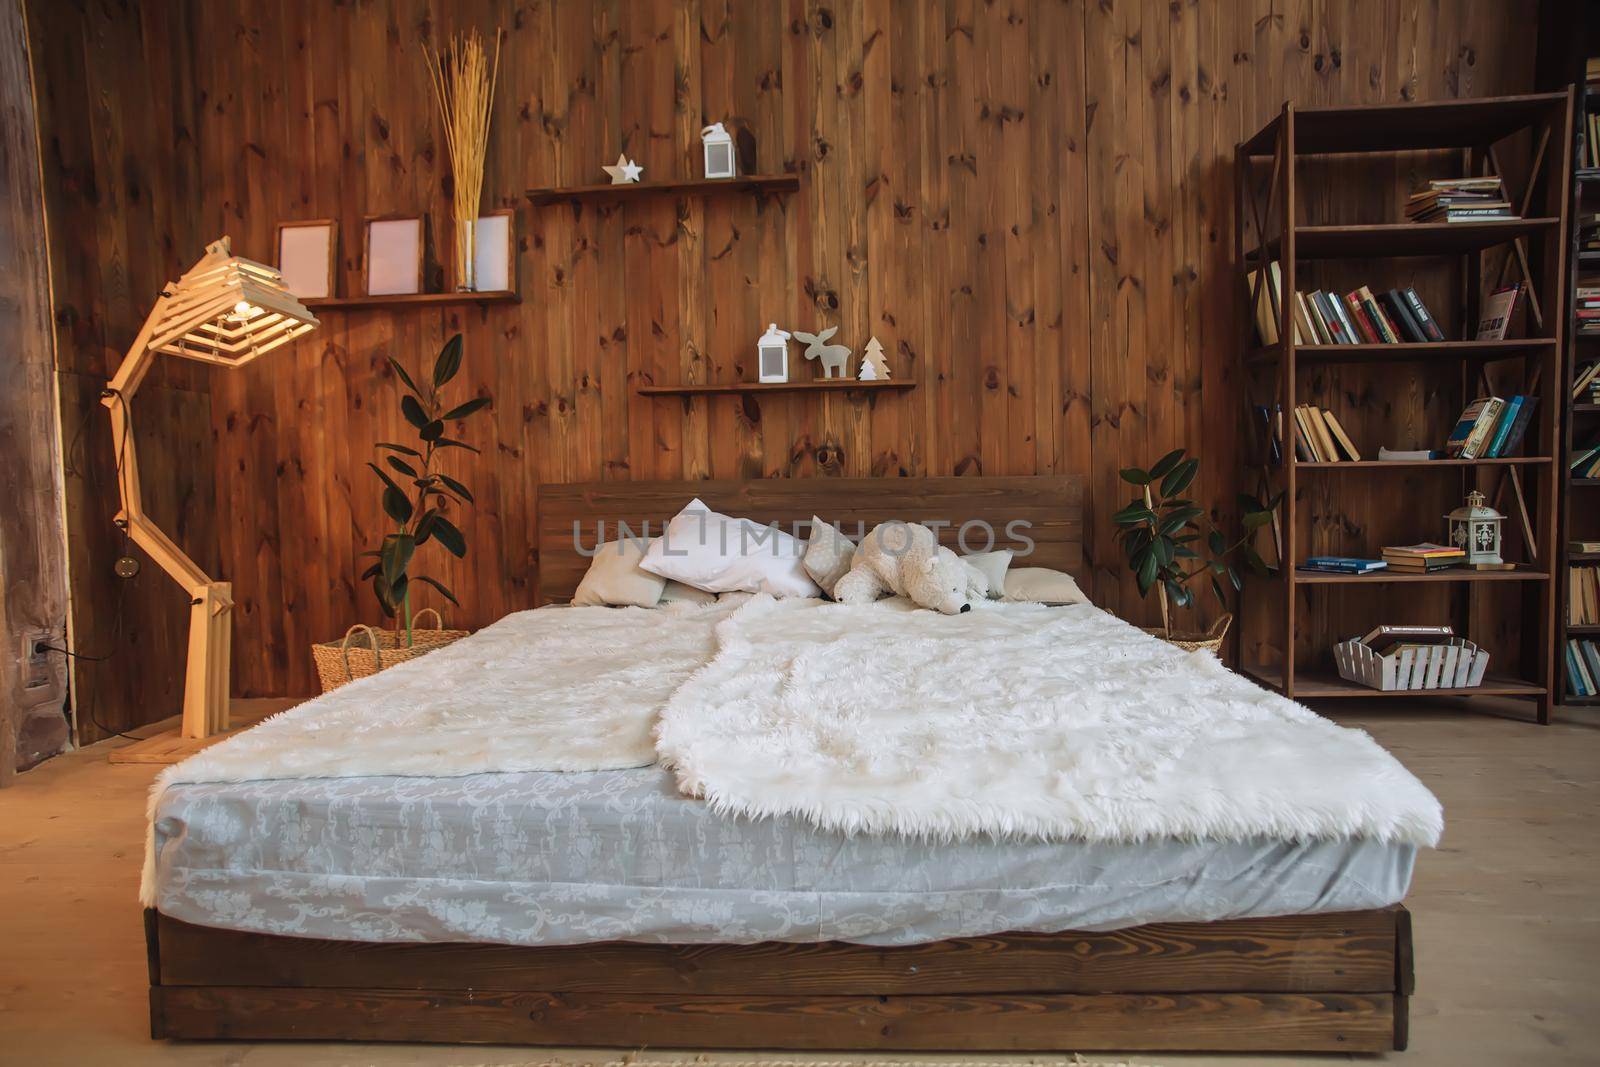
[659, 580, 717, 605]
[572, 538, 666, 607]
[803, 516, 856, 596]
[962, 549, 1013, 599]
[1002, 567, 1090, 606]
[640, 499, 820, 598]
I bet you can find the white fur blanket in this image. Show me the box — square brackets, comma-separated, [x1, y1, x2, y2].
[656, 597, 1443, 847]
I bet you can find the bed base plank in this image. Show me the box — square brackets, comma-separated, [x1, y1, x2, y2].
[151, 986, 1397, 1052]
[154, 908, 1401, 995]
[148, 906, 1410, 1051]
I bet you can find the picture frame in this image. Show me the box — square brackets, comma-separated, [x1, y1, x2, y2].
[470, 208, 516, 293]
[275, 220, 336, 300]
[364, 216, 424, 296]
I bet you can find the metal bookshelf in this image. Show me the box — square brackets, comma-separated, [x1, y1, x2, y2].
[1235, 92, 1573, 724]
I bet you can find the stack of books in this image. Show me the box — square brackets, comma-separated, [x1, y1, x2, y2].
[1573, 540, 1600, 554]
[1571, 565, 1600, 626]
[1578, 283, 1600, 337]
[1444, 395, 1538, 459]
[1579, 218, 1600, 252]
[1298, 556, 1386, 575]
[1566, 639, 1600, 698]
[1381, 543, 1466, 573]
[1573, 440, 1600, 480]
[1574, 362, 1600, 401]
[1405, 178, 1513, 223]
[1288, 285, 1443, 346]
[1292, 405, 1362, 462]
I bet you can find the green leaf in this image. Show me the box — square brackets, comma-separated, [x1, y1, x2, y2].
[1111, 503, 1157, 526]
[433, 333, 464, 387]
[412, 575, 460, 606]
[1207, 529, 1226, 555]
[380, 533, 415, 587]
[442, 396, 491, 421]
[1158, 507, 1203, 534]
[1161, 457, 1200, 497]
[433, 437, 481, 454]
[1148, 448, 1186, 480]
[1164, 579, 1192, 609]
[382, 486, 414, 524]
[1174, 545, 1199, 559]
[1242, 509, 1273, 529]
[1119, 467, 1152, 486]
[419, 419, 445, 443]
[431, 515, 467, 558]
[388, 357, 423, 398]
[373, 575, 397, 618]
[414, 508, 439, 544]
[1245, 548, 1270, 576]
[359, 562, 382, 580]
[376, 442, 422, 457]
[1136, 551, 1159, 593]
[1153, 536, 1175, 565]
[386, 455, 419, 479]
[400, 394, 430, 430]
[367, 461, 403, 496]
[437, 473, 474, 503]
[1229, 567, 1243, 591]
[1210, 574, 1228, 605]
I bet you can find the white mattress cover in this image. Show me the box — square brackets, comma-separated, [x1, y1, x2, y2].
[149, 764, 1416, 947]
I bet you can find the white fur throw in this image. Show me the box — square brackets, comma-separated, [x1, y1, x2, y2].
[656, 597, 1443, 847]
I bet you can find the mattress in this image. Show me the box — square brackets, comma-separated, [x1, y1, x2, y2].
[149, 763, 1416, 947]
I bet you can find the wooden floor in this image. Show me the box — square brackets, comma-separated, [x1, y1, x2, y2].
[2, 700, 1597, 1066]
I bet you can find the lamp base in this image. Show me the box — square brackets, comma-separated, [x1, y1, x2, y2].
[105, 698, 293, 766]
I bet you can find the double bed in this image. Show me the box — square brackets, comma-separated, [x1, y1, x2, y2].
[142, 476, 1430, 1053]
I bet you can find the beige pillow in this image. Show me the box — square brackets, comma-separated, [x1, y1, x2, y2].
[962, 549, 1013, 599]
[572, 538, 666, 607]
[1002, 567, 1090, 606]
[659, 580, 717, 605]
[803, 516, 856, 596]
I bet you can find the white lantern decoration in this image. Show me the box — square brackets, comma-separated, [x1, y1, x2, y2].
[702, 122, 736, 179]
[1446, 489, 1504, 565]
[757, 323, 791, 383]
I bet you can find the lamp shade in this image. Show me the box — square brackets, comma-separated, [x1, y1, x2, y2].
[146, 236, 320, 366]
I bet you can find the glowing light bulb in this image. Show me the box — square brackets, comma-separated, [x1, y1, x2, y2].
[233, 300, 253, 317]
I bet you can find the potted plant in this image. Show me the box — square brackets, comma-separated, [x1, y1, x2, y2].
[1111, 448, 1281, 651]
[311, 333, 491, 692]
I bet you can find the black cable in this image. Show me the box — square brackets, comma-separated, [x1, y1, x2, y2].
[34, 643, 110, 663]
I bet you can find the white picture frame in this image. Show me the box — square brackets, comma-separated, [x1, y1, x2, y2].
[276, 220, 335, 299]
[365, 216, 423, 296]
[471, 210, 514, 293]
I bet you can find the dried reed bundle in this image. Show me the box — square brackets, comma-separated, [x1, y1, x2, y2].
[423, 28, 502, 290]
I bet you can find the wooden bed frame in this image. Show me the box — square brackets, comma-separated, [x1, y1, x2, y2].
[145, 475, 1415, 1052]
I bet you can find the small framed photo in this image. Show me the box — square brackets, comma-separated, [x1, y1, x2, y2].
[471, 208, 516, 293]
[276, 220, 336, 299]
[364, 216, 424, 296]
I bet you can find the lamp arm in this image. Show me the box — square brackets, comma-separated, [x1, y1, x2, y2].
[101, 292, 220, 597]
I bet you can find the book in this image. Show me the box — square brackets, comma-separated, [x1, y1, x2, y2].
[1484, 395, 1523, 458]
[1475, 285, 1520, 340]
[1378, 446, 1442, 461]
[1382, 543, 1466, 558]
[1445, 396, 1504, 459]
[1493, 396, 1537, 458]
[1299, 557, 1387, 574]
[1344, 292, 1380, 343]
[1401, 288, 1445, 341]
[1321, 410, 1363, 461]
[1301, 405, 1341, 463]
[1357, 287, 1401, 343]
[1381, 289, 1426, 342]
[1292, 406, 1322, 462]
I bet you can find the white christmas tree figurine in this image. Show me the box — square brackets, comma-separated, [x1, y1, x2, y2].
[858, 335, 890, 381]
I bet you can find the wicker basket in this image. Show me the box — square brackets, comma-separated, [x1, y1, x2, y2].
[311, 608, 469, 693]
[1142, 612, 1231, 654]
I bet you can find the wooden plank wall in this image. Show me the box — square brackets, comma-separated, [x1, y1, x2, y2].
[0, 0, 70, 774]
[26, 0, 1535, 736]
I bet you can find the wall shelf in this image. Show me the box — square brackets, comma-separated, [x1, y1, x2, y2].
[1292, 566, 1548, 584]
[1242, 664, 1546, 700]
[1248, 338, 1557, 366]
[302, 290, 519, 311]
[527, 175, 799, 206]
[1248, 218, 1561, 261]
[1294, 457, 1552, 469]
[638, 379, 913, 398]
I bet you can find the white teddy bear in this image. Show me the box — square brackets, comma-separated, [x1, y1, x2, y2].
[832, 522, 987, 614]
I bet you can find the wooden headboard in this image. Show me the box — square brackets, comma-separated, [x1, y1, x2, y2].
[536, 476, 1084, 604]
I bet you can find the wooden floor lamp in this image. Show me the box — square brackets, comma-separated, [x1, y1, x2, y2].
[101, 237, 319, 760]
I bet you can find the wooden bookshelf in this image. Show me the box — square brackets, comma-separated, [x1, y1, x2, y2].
[1236, 92, 1572, 722]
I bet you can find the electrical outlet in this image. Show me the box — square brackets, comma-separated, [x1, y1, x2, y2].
[22, 631, 53, 690]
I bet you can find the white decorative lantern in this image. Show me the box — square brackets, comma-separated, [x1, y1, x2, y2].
[757, 323, 791, 383]
[702, 122, 736, 179]
[1446, 489, 1503, 565]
